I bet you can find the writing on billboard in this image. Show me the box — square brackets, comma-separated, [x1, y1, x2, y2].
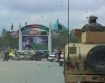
[22, 36, 48, 50]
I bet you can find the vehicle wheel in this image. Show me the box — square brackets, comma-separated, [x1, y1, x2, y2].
[55, 59, 59, 62]
[9, 56, 14, 60]
[24, 57, 28, 60]
[28, 56, 32, 60]
[59, 62, 63, 66]
[57, 59, 60, 62]
[86, 45, 105, 74]
[50, 60, 53, 62]
[35, 56, 42, 61]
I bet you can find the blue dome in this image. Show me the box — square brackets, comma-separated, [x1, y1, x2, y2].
[51, 22, 67, 32]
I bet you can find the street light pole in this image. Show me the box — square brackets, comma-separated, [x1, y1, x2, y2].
[68, 0, 69, 54]
[66, 0, 71, 65]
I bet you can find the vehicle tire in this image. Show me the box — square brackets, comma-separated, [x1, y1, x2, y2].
[86, 45, 105, 74]
[9, 56, 14, 60]
[29, 57, 33, 60]
[29, 55, 34, 60]
[50, 60, 53, 62]
[35, 56, 42, 61]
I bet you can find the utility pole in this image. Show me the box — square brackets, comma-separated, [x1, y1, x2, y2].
[68, 0, 70, 54]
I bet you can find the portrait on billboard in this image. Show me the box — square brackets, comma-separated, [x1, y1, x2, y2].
[22, 36, 48, 50]
[22, 37, 33, 50]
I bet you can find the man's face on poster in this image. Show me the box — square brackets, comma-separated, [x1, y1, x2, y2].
[25, 39, 31, 45]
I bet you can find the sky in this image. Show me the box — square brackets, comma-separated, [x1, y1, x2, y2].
[0, 0, 105, 34]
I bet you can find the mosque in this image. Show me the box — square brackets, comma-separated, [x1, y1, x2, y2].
[51, 19, 68, 32]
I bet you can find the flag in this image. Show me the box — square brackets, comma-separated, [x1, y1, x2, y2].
[58, 23, 62, 30]
[57, 19, 62, 30]
[51, 30, 60, 38]
[2, 28, 6, 37]
[11, 23, 13, 30]
[10, 30, 19, 38]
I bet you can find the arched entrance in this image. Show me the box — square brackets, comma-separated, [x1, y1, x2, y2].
[20, 24, 50, 51]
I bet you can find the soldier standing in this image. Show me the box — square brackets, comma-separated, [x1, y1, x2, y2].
[82, 15, 102, 32]
[15, 49, 19, 61]
[3, 50, 9, 61]
[58, 49, 62, 61]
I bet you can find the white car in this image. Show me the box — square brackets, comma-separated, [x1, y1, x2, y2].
[48, 52, 56, 62]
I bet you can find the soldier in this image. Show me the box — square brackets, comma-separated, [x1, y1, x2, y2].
[3, 50, 9, 61]
[14, 49, 19, 61]
[58, 49, 62, 61]
[82, 15, 102, 32]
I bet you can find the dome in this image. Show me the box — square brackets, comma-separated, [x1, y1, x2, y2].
[51, 20, 67, 32]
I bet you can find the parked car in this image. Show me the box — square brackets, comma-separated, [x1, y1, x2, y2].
[52, 49, 64, 62]
[59, 52, 64, 66]
[25, 50, 36, 60]
[24, 50, 43, 61]
[48, 52, 57, 62]
[34, 51, 44, 61]
[18, 51, 27, 60]
[43, 51, 49, 59]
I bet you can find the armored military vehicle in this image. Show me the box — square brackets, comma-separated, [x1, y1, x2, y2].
[64, 15, 105, 83]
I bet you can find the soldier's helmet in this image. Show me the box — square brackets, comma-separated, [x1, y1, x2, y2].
[89, 15, 98, 21]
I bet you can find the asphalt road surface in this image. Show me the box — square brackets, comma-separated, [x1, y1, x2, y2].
[0, 58, 64, 83]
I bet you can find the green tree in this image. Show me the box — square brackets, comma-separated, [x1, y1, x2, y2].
[52, 29, 80, 49]
[69, 29, 80, 43]
[0, 37, 4, 47]
[3, 31, 19, 49]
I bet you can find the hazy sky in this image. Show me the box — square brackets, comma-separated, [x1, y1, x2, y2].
[0, 0, 105, 33]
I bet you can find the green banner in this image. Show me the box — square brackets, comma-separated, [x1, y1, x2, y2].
[40, 25, 49, 32]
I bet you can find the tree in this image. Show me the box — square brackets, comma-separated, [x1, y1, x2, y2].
[52, 29, 80, 49]
[3, 31, 19, 49]
[69, 29, 80, 43]
[0, 37, 4, 47]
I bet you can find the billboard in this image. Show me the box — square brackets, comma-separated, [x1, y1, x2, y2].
[22, 36, 48, 50]
[21, 24, 49, 36]
[21, 24, 49, 50]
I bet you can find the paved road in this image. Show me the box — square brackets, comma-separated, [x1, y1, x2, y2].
[0, 58, 64, 83]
